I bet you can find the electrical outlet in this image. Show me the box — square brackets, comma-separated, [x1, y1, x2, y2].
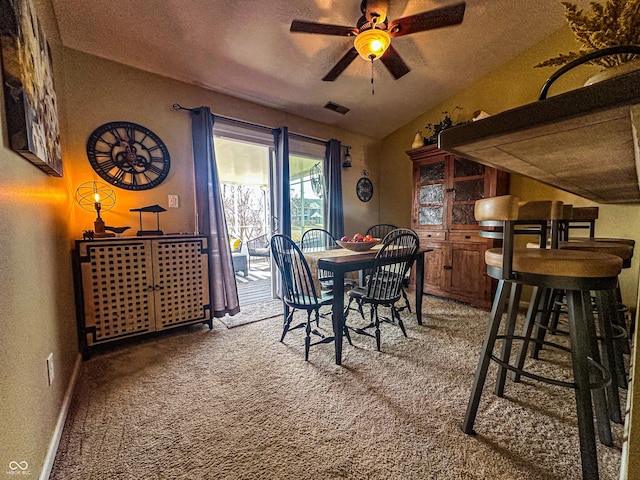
[168, 194, 179, 208]
[47, 353, 54, 386]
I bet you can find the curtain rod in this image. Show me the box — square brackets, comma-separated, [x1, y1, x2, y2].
[172, 103, 327, 145]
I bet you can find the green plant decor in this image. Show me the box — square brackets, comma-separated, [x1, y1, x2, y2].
[536, 0, 640, 69]
[423, 106, 467, 145]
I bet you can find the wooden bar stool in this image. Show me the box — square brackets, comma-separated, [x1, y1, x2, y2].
[562, 205, 635, 247]
[462, 196, 623, 480]
[558, 240, 633, 385]
[522, 240, 631, 424]
[535, 233, 634, 360]
[530, 206, 634, 359]
[561, 205, 598, 239]
[522, 210, 632, 425]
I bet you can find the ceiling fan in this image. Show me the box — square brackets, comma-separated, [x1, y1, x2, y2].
[290, 0, 466, 81]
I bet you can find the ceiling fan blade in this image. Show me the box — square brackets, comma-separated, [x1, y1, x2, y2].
[380, 45, 411, 79]
[290, 20, 357, 36]
[322, 47, 359, 81]
[388, 2, 466, 37]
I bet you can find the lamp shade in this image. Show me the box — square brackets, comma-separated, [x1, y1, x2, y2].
[353, 27, 390, 61]
[74, 181, 116, 212]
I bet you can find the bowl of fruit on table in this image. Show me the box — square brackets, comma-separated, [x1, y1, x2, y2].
[336, 233, 380, 251]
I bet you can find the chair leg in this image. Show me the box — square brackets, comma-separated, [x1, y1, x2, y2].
[281, 309, 295, 342]
[512, 286, 543, 382]
[581, 291, 614, 448]
[304, 310, 312, 361]
[565, 290, 604, 480]
[394, 306, 407, 337]
[343, 323, 353, 346]
[531, 287, 554, 359]
[461, 280, 511, 435]
[549, 289, 565, 333]
[594, 289, 623, 424]
[495, 283, 522, 397]
[401, 287, 412, 313]
[357, 299, 365, 320]
[373, 306, 381, 351]
[343, 297, 353, 319]
[614, 283, 631, 355]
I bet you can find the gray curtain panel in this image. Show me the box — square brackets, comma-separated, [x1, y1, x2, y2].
[324, 139, 344, 240]
[273, 127, 291, 237]
[191, 106, 240, 317]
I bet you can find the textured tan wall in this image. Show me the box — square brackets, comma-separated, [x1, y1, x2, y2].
[62, 49, 382, 240]
[0, 0, 78, 475]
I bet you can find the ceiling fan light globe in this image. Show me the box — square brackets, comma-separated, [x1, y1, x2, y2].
[354, 28, 390, 61]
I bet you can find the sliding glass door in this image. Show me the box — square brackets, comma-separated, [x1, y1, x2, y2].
[213, 119, 330, 305]
[214, 121, 276, 306]
[287, 136, 328, 241]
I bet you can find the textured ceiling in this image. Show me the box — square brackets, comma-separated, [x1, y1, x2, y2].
[51, 0, 586, 138]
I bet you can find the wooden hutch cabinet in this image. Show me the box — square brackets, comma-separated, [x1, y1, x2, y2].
[73, 235, 212, 358]
[407, 145, 509, 309]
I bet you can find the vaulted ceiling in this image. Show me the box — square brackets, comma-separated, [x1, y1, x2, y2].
[51, 0, 585, 138]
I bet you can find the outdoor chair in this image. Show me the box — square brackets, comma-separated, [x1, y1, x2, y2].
[344, 228, 419, 351]
[270, 234, 350, 360]
[247, 233, 271, 268]
[230, 237, 248, 277]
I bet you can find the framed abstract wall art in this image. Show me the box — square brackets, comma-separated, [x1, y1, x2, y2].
[0, 0, 62, 176]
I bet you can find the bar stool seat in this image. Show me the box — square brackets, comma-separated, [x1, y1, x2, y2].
[559, 240, 633, 268]
[486, 247, 622, 278]
[584, 237, 635, 246]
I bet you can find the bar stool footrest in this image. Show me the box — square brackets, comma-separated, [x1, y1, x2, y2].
[493, 335, 611, 390]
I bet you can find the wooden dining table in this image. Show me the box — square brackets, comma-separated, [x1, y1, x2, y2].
[303, 246, 430, 365]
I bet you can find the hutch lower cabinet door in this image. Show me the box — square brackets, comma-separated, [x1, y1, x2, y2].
[418, 238, 490, 308]
[73, 235, 212, 358]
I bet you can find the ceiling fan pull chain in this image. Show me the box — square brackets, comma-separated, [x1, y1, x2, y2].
[370, 57, 375, 95]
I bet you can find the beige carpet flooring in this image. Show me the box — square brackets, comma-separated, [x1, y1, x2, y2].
[219, 299, 284, 328]
[51, 295, 624, 479]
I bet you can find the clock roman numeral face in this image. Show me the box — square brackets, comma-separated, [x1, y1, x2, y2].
[86, 122, 171, 191]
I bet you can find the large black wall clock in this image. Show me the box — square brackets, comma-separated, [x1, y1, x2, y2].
[86, 121, 170, 191]
[356, 177, 373, 202]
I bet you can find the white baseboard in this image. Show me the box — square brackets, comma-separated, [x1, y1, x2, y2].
[39, 353, 82, 480]
[619, 333, 636, 480]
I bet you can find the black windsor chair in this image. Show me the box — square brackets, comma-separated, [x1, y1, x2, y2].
[344, 228, 419, 351]
[270, 234, 350, 360]
[301, 228, 357, 293]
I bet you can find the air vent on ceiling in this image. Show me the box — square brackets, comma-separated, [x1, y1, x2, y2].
[324, 102, 350, 115]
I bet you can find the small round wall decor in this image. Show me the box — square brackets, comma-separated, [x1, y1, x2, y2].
[86, 121, 170, 191]
[356, 176, 373, 202]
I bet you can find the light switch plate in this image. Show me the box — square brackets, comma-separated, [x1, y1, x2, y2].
[168, 195, 179, 208]
[47, 353, 54, 386]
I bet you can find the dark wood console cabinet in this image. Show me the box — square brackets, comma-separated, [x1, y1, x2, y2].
[407, 145, 509, 309]
[73, 235, 212, 358]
